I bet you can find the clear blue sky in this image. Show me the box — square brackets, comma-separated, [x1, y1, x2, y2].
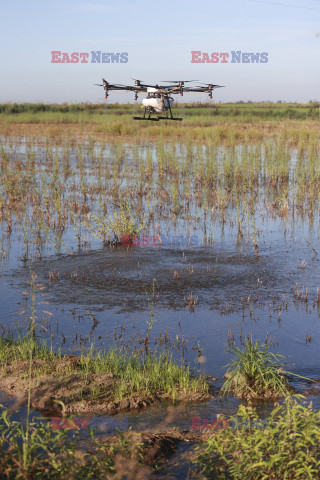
[1, 0, 319, 103]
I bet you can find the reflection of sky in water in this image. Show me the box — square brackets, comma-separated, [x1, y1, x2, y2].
[1, 140, 320, 471]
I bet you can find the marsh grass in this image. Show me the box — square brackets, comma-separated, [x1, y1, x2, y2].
[1, 101, 319, 119]
[85, 199, 145, 245]
[1, 121, 320, 265]
[81, 346, 209, 401]
[1, 103, 319, 147]
[222, 339, 297, 400]
[0, 334, 58, 373]
[0, 334, 209, 403]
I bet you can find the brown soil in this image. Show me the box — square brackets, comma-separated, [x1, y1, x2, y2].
[99, 428, 209, 479]
[300, 379, 320, 397]
[0, 357, 213, 416]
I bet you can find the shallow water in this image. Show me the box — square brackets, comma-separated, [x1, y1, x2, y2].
[1, 137, 320, 477]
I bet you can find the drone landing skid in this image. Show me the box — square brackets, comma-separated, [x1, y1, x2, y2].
[133, 105, 183, 122]
[133, 117, 160, 121]
[133, 117, 182, 121]
[158, 116, 182, 121]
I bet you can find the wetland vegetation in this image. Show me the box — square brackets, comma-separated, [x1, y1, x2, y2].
[196, 395, 320, 480]
[222, 339, 294, 401]
[0, 334, 211, 416]
[0, 102, 320, 478]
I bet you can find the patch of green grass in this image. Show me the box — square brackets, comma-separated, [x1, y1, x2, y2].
[0, 334, 209, 402]
[0, 334, 58, 365]
[195, 395, 320, 479]
[102, 350, 209, 401]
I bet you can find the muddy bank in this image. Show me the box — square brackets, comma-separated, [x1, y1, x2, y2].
[0, 356, 214, 416]
[222, 374, 294, 402]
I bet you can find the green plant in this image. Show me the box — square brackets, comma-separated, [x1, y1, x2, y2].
[85, 199, 144, 245]
[195, 395, 320, 480]
[222, 339, 296, 400]
[107, 200, 144, 241]
[0, 332, 209, 405]
[0, 404, 151, 479]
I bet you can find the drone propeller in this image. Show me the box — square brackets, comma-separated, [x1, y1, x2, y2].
[198, 83, 224, 88]
[130, 78, 145, 87]
[162, 80, 198, 83]
[94, 82, 124, 88]
[131, 78, 158, 88]
[161, 80, 198, 96]
[99, 79, 111, 98]
[95, 78, 224, 101]
[192, 83, 224, 99]
[162, 80, 199, 96]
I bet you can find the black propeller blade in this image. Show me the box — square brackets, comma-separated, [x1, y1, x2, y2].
[198, 83, 224, 88]
[96, 80, 128, 89]
[162, 80, 198, 83]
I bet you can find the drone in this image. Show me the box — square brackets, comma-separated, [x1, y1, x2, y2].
[95, 78, 224, 121]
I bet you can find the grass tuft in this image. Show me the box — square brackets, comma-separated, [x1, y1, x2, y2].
[222, 339, 293, 400]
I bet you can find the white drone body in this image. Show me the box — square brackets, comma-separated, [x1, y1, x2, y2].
[142, 87, 174, 113]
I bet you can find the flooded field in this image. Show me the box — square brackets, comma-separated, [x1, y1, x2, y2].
[1, 122, 320, 478]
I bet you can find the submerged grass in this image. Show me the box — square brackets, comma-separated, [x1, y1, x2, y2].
[0, 130, 319, 264]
